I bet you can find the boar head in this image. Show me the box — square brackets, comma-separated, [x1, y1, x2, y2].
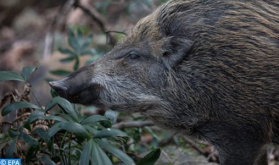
[49, 6, 193, 114]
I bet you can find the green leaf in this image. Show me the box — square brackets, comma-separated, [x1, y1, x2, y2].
[35, 128, 49, 142]
[60, 57, 75, 63]
[94, 128, 127, 139]
[77, 28, 83, 37]
[45, 78, 55, 83]
[49, 70, 71, 76]
[35, 128, 53, 151]
[21, 66, 36, 81]
[40, 154, 56, 165]
[83, 125, 99, 134]
[1, 101, 40, 116]
[0, 140, 9, 151]
[137, 149, 161, 165]
[81, 115, 108, 125]
[58, 47, 76, 57]
[50, 88, 58, 98]
[0, 71, 24, 82]
[25, 110, 66, 125]
[45, 97, 79, 122]
[91, 140, 113, 165]
[25, 109, 44, 125]
[100, 120, 112, 128]
[79, 139, 92, 165]
[6, 138, 17, 158]
[48, 122, 64, 137]
[96, 139, 134, 165]
[74, 58, 80, 70]
[142, 0, 151, 7]
[26, 147, 37, 163]
[39, 115, 67, 122]
[8, 129, 20, 138]
[86, 54, 103, 64]
[132, 128, 141, 142]
[0, 135, 10, 151]
[20, 132, 39, 148]
[145, 127, 159, 140]
[81, 35, 93, 50]
[61, 121, 90, 139]
[81, 48, 96, 56]
[68, 29, 80, 52]
[60, 113, 75, 122]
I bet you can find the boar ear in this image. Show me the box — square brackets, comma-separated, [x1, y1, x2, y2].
[162, 37, 193, 70]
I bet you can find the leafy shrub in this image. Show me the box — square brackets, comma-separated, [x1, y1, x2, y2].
[0, 28, 161, 165]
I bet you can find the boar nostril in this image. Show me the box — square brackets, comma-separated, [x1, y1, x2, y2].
[49, 81, 68, 97]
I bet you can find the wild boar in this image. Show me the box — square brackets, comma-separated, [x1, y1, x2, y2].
[49, 0, 279, 164]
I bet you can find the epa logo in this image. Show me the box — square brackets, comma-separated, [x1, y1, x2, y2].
[0, 160, 5, 165]
[0, 159, 21, 165]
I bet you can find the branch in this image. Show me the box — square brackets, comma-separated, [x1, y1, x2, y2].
[105, 30, 127, 35]
[183, 136, 207, 155]
[73, 0, 117, 46]
[112, 121, 154, 129]
[161, 149, 174, 163]
[43, 0, 73, 60]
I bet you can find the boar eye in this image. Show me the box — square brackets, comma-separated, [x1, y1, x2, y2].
[128, 53, 140, 60]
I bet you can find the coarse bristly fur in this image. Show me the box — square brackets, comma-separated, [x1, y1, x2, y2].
[49, 0, 279, 165]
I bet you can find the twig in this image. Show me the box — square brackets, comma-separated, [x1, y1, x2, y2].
[60, 131, 69, 165]
[112, 121, 154, 129]
[161, 149, 174, 163]
[72, 0, 117, 45]
[206, 150, 217, 162]
[105, 30, 127, 35]
[43, 33, 53, 60]
[14, 113, 31, 122]
[0, 93, 12, 109]
[43, 0, 74, 60]
[28, 86, 43, 110]
[183, 136, 206, 155]
[27, 83, 69, 164]
[1, 122, 13, 126]
[68, 133, 72, 165]
[179, 160, 209, 164]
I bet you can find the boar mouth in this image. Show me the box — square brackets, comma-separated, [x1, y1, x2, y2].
[67, 84, 104, 107]
[50, 79, 164, 112]
[50, 81, 105, 107]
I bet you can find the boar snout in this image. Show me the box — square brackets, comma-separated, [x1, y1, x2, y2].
[49, 80, 68, 98]
[49, 75, 103, 107]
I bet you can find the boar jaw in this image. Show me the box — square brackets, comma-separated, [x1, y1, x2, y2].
[90, 74, 163, 112]
[50, 73, 163, 112]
